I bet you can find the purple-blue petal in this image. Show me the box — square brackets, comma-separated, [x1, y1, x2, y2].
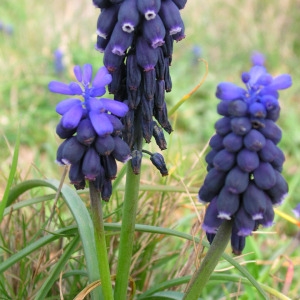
[248, 65, 267, 86]
[100, 98, 129, 117]
[251, 51, 265, 66]
[61, 104, 83, 129]
[73, 65, 82, 82]
[69, 82, 83, 95]
[48, 81, 73, 95]
[92, 66, 112, 87]
[82, 64, 93, 85]
[216, 82, 246, 101]
[88, 97, 106, 112]
[268, 74, 292, 90]
[90, 86, 106, 97]
[89, 111, 114, 136]
[56, 98, 82, 115]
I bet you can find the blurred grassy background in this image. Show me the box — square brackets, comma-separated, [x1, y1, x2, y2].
[1, 0, 300, 298]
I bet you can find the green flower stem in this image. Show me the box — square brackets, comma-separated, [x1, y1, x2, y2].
[183, 220, 233, 300]
[89, 182, 113, 300]
[114, 163, 141, 300]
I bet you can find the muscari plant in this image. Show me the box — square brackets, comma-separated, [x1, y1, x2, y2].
[2, 0, 294, 300]
[49, 0, 292, 299]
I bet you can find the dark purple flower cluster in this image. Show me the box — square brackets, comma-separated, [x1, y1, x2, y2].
[198, 57, 292, 254]
[49, 64, 131, 201]
[93, 0, 186, 151]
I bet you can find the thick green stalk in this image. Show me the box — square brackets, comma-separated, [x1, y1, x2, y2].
[89, 182, 113, 300]
[114, 164, 141, 300]
[183, 221, 233, 300]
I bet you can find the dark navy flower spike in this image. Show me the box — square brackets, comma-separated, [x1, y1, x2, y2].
[198, 53, 292, 254]
[94, 0, 186, 159]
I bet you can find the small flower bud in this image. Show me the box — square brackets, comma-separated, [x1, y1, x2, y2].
[213, 149, 236, 171]
[131, 150, 143, 174]
[243, 129, 266, 151]
[225, 166, 249, 194]
[242, 182, 267, 220]
[231, 117, 252, 136]
[237, 148, 259, 172]
[222, 132, 243, 152]
[112, 136, 131, 162]
[61, 136, 87, 165]
[150, 153, 168, 176]
[214, 117, 231, 136]
[253, 162, 276, 190]
[82, 147, 102, 181]
[76, 118, 97, 145]
[217, 187, 240, 220]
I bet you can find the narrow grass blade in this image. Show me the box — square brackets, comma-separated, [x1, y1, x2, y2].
[34, 235, 80, 300]
[5, 179, 102, 300]
[0, 226, 77, 273]
[0, 130, 20, 223]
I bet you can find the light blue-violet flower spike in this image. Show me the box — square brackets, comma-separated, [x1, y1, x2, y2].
[49, 64, 131, 200]
[199, 55, 292, 255]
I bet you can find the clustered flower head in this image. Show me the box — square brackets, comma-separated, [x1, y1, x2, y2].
[198, 54, 292, 254]
[49, 64, 131, 201]
[93, 0, 186, 153]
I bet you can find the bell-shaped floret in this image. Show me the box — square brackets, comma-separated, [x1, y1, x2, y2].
[69, 161, 85, 190]
[231, 230, 246, 255]
[107, 21, 134, 56]
[96, 5, 119, 38]
[202, 197, 223, 234]
[213, 149, 236, 171]
[152, 121, 167, 150]
[102, 154, 118, 179]
[228, 99, 248, 117]
[242, 182, 267, 220]
[216, 187, 240, 220]
[253, 162, 276, 190]
[61, 136, 87, 165]
[271, 146, 285, 172]
[209, 134, 224, 151]
[101, 178, 113, 202]
[231, 117, 252, 136]
[56, 98, 82, 115]
[137, 0, 161, 20]
[243, 129, 266, 151]
[258, 139, 278, 162]
[223, 132, 243, 152]
[258, 195, 274, 227]
[150, 153, 169, 176]
[118, 0, 140, 33]
[258, 119, 282, 144]
[249, 102, 266, 118]
[159, 0, 184, 35]
[136, 36, 159, 71]
[95, 135, 115, 155]
[56, 120, 76, 139]
[142, 16, 166, 48]
[237, 148, 259, 172]
[112, 136, 131, 162]
[225, 166, 249, 194]
[267, 170, 288, 205]
[234, 206, 256, 236]
[131, 150, 143, 175]
[268, 74, 292, 90]
[76, 118, 97, 145]
[214, 117, 232, 136]
[198, 168, 227, 202]
[82, 147, 102, 181]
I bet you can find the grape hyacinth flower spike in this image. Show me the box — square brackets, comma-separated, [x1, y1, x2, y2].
[49, 64, 131, 201]
[198, 54, 292, 254]
[93, 0, 187, 173]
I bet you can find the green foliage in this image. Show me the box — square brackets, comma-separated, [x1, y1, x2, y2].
[1, 0, 300, 299]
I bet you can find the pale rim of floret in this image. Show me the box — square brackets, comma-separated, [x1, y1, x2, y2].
[217, 212, 232, 220]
